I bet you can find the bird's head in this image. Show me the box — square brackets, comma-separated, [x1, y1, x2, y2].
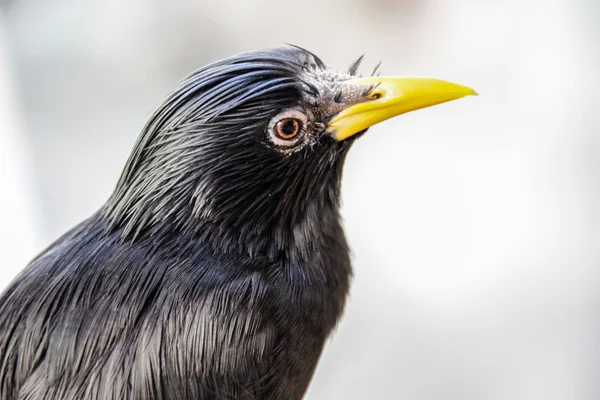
[105, 46, 476, 259]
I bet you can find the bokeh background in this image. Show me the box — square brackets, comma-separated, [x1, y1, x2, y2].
[1, 0, 599, 399]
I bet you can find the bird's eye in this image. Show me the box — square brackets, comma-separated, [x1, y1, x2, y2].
[267, 108, 310, 148]
[274, 118, 301, 140]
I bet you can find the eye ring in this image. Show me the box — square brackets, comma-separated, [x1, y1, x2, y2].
[274, 118, 301, 140]
[267, 108, 310, 148]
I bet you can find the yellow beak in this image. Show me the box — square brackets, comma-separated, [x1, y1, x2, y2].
[328, 76, 478, 141]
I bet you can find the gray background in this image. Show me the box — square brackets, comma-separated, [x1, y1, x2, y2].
[1, 0, 599, 399]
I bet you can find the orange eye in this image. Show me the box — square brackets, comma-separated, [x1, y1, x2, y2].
[274, 118, 301, 140]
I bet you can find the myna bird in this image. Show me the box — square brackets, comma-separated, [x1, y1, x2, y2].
[0, 47, 476, 400]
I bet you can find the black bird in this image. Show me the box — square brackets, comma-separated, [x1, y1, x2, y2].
[0, 47, 475, 400]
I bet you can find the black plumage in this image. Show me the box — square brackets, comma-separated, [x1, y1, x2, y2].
[0, 45, 476, 400]
[0, 48, 356, 399]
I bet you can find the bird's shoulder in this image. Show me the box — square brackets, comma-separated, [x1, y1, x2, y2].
[0, 217, 283, 399]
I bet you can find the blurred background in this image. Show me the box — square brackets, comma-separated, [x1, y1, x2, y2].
[1, 0, 599, 398]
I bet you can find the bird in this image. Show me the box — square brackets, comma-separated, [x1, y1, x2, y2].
[0, 46, 476, 400]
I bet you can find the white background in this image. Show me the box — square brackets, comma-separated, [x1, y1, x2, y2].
[1, 1, 599, 399]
